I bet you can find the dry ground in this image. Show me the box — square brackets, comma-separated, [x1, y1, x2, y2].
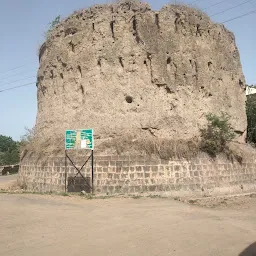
[0, 174, 18, 190]
[0, 189, 256, 256]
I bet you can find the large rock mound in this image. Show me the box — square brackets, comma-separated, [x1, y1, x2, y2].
[35, 0, 246, 155]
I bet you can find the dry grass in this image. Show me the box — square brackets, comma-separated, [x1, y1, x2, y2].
[163, 1, 209, 20]
[98, 135, 200, 160]
[224, 147, 243, 164]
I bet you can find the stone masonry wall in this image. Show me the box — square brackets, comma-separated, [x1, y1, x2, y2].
[18, 155, 256, 197]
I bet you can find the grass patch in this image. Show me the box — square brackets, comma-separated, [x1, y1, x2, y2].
[98, 135, 199, 160]
[147, 194, 163, 199]
[188, 199, 198, 204]
[131, 195, 141, 199]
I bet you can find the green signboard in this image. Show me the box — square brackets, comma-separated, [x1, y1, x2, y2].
[65, 129, 94, 150]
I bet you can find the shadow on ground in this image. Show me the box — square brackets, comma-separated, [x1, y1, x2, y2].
[239, 242, 256, 256]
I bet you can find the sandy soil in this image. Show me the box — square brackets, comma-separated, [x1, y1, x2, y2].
[0, 174, 18, 190]
[183, 193, 256, 210]
[0, 192, 255, 256]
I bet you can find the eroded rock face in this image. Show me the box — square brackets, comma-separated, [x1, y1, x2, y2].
[35, 0, 246, 154]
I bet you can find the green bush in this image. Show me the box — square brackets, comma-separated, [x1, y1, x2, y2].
[200, 113, 235, 157]
[0, 135, 20, 165]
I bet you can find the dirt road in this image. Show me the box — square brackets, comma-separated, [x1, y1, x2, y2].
[0, 174, 18, 190]
[0, 193, 255, 256]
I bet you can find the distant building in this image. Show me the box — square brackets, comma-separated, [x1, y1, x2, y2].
[246, 85, 256, 95]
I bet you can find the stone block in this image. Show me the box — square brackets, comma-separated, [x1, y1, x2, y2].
[115, 185, 122, 193]
[96, 167, 103, 173]
[136, 166, 142, 172]
[116, 161, 123, 167]
[151, 173, 157, 178]
[144, 179, 150, 184]
[103, 167, 108, 173]
[146, 160, 160, 166]
[196, 165, 202, 171]
[161, 159, 169, 165]
[150, 179, 156, 184]
[120, 187, 129, 193]
[109, 161, 116, 167]
[151, 166, 158, 172]
[108, 186, 115, 193]
[96, 156, 111, 161]
[121, 174, 128, 179]
[122, 161, 130, 167]
[98, 161, 109, 167]
[174, 165, 181, 171]
[149, 185, 157, 192]
[134, 186, 142, 192]
[116, 167, 122, 173]
[130, 167, 135, 172]
[111, 156, 119, 161]
[114, 174, 120, 179]
[145, 173, 150, 178]
[175, 173, 180, 178]
[123, 167, 130, 173]
[157, 184, 165, 191]
[120, 156, 131, 161]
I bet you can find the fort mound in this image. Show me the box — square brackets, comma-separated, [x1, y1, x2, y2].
[28, 0, 247, 158]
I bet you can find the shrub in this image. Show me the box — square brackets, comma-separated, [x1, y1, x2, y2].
[45, 15, 61, 38]
[246, 93, 256, 144]
[200, 112, 235, 157]
[0, 135, 20, 165]
[20, 127, 35, 148]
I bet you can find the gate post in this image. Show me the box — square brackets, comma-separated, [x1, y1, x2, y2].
[92, 150, 94, 194]
[65, 150, 67, 193]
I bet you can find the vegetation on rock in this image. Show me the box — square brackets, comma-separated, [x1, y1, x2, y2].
[45, 15, 61, 38]
[200, 113, 235, 157]
[246, 93, 256, 145]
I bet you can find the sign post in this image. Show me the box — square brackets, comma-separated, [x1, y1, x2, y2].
[64, 129, 94, 193]
[65, 129, 94, 150]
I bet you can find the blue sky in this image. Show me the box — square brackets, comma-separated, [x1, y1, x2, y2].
[0, 0, 255, 141]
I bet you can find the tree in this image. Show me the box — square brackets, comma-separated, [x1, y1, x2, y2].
[0, 135, 16, 152]
[246, 93, 256, 144]
[0, 135, 20, 165]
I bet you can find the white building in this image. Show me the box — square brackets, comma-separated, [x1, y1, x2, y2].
[246, 85, 256, 95]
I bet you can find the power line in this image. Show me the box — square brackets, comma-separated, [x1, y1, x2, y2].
[189, 0, 205, 4]
[202, 0, 230, 11]
[210, 0, 255, 17]
[0, 82, 35, 93]
[0, 76, 36, 88]
[0, 62, 37, 76]
[221, 8, 256, 23]
[0, 69, 37, 81]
